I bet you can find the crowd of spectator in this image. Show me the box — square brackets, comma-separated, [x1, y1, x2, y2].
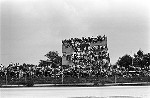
[62, 35, 110, 78]
[62, 35, 106, 51]
[0, 63, 36, 79]
[1, 62, 149, 82]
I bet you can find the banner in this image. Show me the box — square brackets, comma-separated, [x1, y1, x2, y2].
[62, 56, 73, 66]
[62, 44, 74, 55]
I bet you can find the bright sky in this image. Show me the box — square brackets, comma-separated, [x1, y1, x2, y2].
[1, 0, 150, 66]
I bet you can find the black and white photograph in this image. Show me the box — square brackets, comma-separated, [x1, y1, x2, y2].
[0, 0, 150, 98]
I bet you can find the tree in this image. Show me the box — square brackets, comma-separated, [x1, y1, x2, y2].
[133, 50, 145, 68]
[117, 54, 132, 69]
[142, 53, 150, 70]
[136, 49, 144, 58]
[39, 51, 62, 75]
[45, 51, 59, 60]
[44, 51, 62, 68]
[45, 51, 62, 84]
[133, 56, 143, 68]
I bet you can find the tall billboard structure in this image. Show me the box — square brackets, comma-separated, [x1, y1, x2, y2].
[62, 35, 110, 70]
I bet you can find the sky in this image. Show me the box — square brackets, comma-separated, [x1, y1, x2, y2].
[1, 0, 150, 66]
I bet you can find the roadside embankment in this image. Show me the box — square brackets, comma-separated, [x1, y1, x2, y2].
[1, 82, 150, 88]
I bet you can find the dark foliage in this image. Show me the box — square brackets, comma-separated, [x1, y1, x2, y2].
[117, 54, 132, 69]
[20, 80, 34, 87]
